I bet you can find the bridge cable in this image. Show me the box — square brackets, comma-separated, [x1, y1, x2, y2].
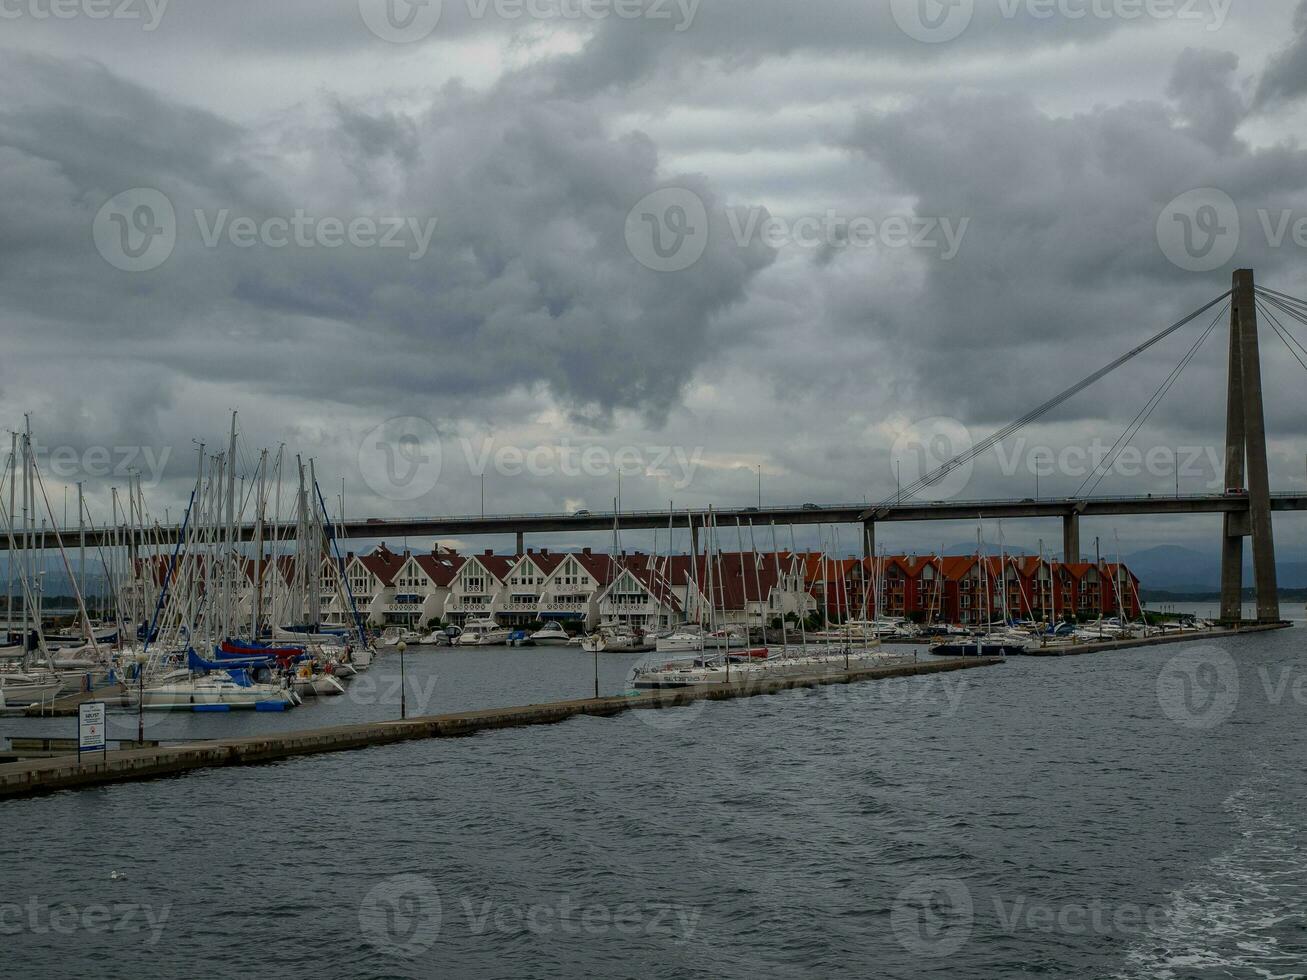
[1253, 291, 1307, 359]
[882, 290, 1233, 506]
[1254, 298, 1307, 376]
[1076, 300, 1228, 498]
[1256, 288, 1307, 339]
[1254, 285, 1307, 316]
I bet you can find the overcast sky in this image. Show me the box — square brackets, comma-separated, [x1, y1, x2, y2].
[5, 0, 1307, 558]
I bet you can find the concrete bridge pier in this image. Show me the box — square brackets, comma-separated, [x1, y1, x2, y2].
[864, 521, 875, 562]
[1221, 269, 1280, 623]
[1062, 512, 1080, 563]
[516, 530, 524, 555]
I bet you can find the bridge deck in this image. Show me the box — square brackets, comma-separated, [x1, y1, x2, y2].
[9, 493, 1307, 549]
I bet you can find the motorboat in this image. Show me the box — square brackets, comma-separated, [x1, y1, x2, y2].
[289, 664, 347, 698]
[454, 619, 512, 646]
[929, 634, 1028, 657]
[527, 622, 572, 647]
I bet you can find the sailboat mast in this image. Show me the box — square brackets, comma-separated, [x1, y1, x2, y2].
[308, 458, 322, 629]
[5, 433, 13, 642]
[253, 449, 267, 640]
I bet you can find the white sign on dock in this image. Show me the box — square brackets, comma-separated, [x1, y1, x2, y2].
[78, 701, 107, 761]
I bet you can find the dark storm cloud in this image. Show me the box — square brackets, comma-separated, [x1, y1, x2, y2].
[0, 51, 773, 428]
[1254, 0, 1307, 107]
[844, 48, 1307, 439]
[538, 0, 1130, 92]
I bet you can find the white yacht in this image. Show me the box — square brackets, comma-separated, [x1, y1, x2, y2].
[138, 669, 300, 711]
[701, 625, 749, 650]
[0, 671, 62, 708]
[580, 624, 643, 653]
[655, 626, 704, 654]
[454, 619, 512, 646]
[528, 622, 572, 647]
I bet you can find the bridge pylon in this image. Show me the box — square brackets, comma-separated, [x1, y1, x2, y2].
[1220, 269, 1279, 624]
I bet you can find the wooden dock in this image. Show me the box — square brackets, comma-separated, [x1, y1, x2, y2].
[0, 656, 1002, 800]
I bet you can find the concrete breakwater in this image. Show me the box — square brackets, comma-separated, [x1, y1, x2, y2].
[0, 656, 1002, 800]
[1015, 622, 1289, 657]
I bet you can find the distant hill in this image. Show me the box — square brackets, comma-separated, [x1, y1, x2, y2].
[1121, 545, 1307, 592]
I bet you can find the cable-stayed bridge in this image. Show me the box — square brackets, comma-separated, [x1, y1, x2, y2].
[9, 270, 1307, 625]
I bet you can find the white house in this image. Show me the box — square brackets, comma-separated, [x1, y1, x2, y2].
[596, 565, 683, 630]
[495, 550, 565, 626]
[446, 552, 516, 624]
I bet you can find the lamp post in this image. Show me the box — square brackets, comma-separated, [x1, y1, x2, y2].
[398, 641, 408, 719]
[136, 652, 147, 745]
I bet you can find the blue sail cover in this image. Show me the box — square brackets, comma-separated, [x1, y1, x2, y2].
[188, 648, 277, 673]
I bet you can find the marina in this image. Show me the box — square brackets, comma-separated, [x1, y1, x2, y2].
[0, 653, 1001, 799]
[8, 3, 1307, 972]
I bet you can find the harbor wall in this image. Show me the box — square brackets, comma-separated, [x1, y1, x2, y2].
[0, 656, 1002, 800]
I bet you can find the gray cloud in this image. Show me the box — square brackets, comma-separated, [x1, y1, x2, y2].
[2, 2, 1307, 565]
[1254, 0, 1307, 107]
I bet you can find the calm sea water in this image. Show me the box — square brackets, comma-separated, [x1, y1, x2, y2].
[2, 630, 1305, 979]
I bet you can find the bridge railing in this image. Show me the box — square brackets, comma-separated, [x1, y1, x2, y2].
[27, 491, 1307, 538]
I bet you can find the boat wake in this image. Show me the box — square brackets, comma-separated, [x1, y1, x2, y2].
[1111, 772, 1307, 980]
